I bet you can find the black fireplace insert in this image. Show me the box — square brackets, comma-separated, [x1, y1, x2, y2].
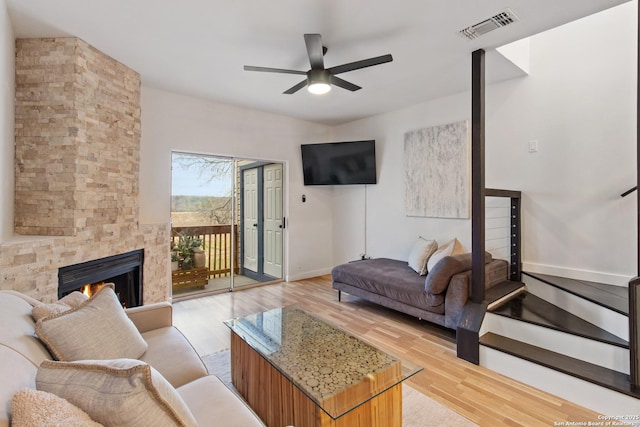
[58, 249, 144, 308]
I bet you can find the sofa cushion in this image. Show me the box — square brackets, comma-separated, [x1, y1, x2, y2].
[407, 237, 438, 275]
[32, 291, 88, 322]
[11, 388, 103, 427]
[425, 252, 492, 295]
[0, 292, 52, 367]
[35, 285, 148, 361]
[0, 291, 54, 427]
[36, 359, 198, 427]
[177, 375, 265, 427]
[139, 326, 208, 388]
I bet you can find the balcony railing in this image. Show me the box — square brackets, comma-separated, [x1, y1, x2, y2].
[171, 225, 238, 278]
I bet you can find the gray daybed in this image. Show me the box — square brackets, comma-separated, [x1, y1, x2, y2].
[331, 253, 508, 329]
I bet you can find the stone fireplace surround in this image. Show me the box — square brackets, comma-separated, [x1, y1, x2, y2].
[0, 37, 169, 304]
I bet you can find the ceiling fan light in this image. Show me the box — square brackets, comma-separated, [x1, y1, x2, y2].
[308, 82, 331, 95]
[307, 69, 332, 95]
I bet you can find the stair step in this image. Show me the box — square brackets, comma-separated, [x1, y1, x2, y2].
[490, 292, 628, 348]
[480, 332, 638, 399]
[523, 272, 628, 315]
[484, 279, 526, 305]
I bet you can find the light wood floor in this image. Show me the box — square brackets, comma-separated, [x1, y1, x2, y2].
[173, 275, 603, 426]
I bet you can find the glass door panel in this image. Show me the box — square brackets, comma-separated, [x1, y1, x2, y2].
[171, 152, 234, 297]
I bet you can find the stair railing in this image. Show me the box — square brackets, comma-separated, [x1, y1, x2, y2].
[617, 185, 639, 386]
[485, 188, 522, 282]
[621, 186, 637, 198]
[630, 278, 640, 387]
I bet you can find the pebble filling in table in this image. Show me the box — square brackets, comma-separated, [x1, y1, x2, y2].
[267, 308, 401, 401]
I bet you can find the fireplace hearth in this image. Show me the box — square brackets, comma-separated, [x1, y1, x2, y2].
[58, 250, 144, 308]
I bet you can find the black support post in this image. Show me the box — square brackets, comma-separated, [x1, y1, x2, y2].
[471, 49, 486, 304]
[631, 1, 640, 389]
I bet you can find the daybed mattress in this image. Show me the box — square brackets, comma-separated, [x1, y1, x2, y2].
[331, 258, 445, 314]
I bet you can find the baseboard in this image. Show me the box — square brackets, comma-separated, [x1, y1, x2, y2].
[522, 262, 632, 287]
[286, 268, 332, 282]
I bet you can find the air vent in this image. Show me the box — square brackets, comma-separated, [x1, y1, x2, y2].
[459, 9, 519, 40]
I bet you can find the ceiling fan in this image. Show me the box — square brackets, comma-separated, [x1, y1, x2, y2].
[244, 33, 393, 95]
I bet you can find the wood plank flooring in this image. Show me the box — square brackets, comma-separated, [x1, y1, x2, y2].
[173, 275, 603, 426]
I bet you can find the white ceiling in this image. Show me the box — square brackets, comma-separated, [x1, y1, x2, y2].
[6, 0, 629, 125]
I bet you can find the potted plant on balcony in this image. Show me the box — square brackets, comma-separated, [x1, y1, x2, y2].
[170, 251, 180, 271]
[176, 232, 203, 270]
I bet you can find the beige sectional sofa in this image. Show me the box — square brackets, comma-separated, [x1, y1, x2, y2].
[0, 289, 264, 426]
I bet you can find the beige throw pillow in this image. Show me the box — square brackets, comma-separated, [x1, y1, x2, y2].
[11, 388, 103, 427]
[32, 291, 89, 322]
[36, 359, 198, 427]
[407, 237, 438, 275]
[35, 284, 148, 361]
[426, 238, 466, 273]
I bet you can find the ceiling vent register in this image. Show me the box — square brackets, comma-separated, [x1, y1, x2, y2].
[459, 9, 520, 40]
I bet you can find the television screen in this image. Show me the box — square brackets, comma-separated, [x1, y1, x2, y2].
[301, 140, 377, 185]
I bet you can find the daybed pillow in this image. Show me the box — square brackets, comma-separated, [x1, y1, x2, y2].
[35, 284, 148, 361]
[32, 291, 88, 322]
[426, 238, 466, 273]
[425, 252, 492, 295]
[407, 237, 438, 275]
[11, 388, 103, 427]
[36, 359, 198, 427]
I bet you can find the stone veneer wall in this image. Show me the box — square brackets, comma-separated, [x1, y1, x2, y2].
[0, 37, 170, 304]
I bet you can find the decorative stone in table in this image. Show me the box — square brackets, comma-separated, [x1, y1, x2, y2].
[225, 305, 421, 424]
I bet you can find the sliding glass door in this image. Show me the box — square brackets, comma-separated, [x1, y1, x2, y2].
[170, 152, 283, 298]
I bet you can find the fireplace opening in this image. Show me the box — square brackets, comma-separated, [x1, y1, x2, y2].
[58, 250, 144, 308]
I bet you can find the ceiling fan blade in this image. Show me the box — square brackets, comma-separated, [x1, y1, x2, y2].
[304, 33, 325, 70]
[330, 76, 361, 92]
[244, 65, 306, 75]
[328, 54, 393, 75]
[283, 79, 308, 94]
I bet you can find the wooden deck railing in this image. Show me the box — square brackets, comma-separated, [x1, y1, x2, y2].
[172, 225, 238, 278]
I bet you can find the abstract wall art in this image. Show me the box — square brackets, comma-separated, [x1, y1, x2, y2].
[404, 120, 470, 219]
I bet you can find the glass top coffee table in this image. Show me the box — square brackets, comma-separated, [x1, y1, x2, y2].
[224, 306, 422, 427]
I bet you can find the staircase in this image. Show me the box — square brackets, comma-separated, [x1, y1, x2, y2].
[479, 272, 640, 414]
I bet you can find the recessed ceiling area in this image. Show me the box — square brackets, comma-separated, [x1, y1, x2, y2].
[5, 0, 629, 125]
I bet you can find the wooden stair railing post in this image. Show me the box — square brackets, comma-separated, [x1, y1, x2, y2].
[457, 48, 486, 365]
[471, 48, 486, 305]
[633, 0, 640, 389]
[625, 0, 640, 388]
[630, 277, 640, 388]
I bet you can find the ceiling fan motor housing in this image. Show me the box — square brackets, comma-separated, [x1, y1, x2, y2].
[308, 69, 331, 85]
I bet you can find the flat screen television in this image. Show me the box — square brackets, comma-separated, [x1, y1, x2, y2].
[301, 140, 377, 185]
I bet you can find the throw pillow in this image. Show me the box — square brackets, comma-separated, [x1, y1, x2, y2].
[35, 284, 148, 361]
[407, 237, 438, 275]
[36, 359, 198, 427]
[11, 388, 103, 427]
[32, 291, 88, 322]
[425, 252, 493, 295]
[426, 238, 466, 273]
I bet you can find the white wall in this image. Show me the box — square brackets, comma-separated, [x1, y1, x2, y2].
[333, 2, 637, 285]
[0, 0, 14, 241]
[140, 87, 335, 281]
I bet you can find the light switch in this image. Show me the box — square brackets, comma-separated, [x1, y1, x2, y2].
[528, 140, 539, 153]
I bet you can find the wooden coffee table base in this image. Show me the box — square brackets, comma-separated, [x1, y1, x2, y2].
[230, 331, 402, 427]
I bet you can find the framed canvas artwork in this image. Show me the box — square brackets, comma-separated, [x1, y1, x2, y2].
[404, 120, 470, 219]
